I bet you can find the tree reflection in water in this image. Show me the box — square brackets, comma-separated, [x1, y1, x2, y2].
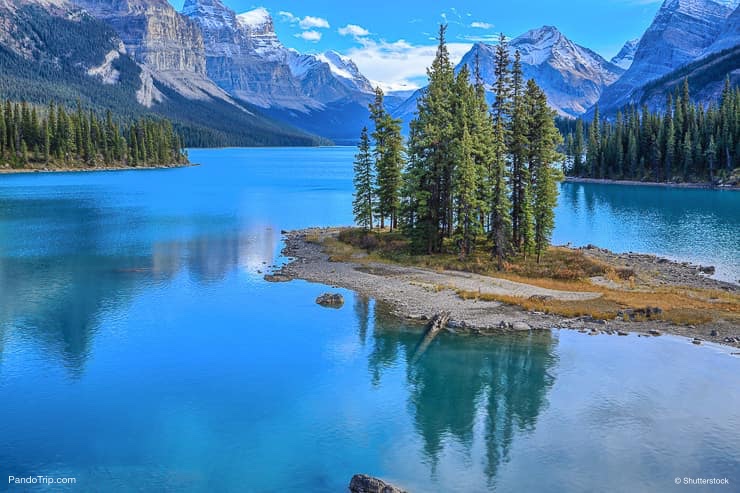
[366, 301, 557, 485]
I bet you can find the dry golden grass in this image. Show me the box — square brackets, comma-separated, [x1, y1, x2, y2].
[455, 285, 739, 325]
[324, 228, 740, 326]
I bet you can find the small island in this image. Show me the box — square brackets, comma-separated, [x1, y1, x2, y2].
[0, 99, 188, 173]
[268, 227, 738, 348]
[269, 29, 739, 349]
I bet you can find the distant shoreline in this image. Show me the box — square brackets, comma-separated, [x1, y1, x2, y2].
[0, 163, 196, 175]
[564, 176, 739, 191]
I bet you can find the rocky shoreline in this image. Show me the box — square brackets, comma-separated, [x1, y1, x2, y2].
[266, 228, 739, 349]
[0, 162, 196, 174]
[564, 176, 739, 191]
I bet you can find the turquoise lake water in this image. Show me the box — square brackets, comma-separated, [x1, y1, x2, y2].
[0, 147, 738, 492]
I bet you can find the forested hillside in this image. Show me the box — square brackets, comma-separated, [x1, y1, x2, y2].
[563, 79, 739, 183]
[0, 99, 187, 170]
[0, 4, 323, 147]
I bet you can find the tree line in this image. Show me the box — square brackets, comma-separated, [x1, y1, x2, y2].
[354, 27, 563, 264]
[0, 99, 187, 169]
[563, 79, 739, 183]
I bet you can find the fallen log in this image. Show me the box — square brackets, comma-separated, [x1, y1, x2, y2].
[410, 311, 451, 364]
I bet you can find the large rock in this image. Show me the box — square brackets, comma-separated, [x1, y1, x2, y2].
[316, 293, 344, 308]
[349, 474, 407, 493]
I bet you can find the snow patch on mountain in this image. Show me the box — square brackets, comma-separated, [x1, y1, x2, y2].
[611, 39, 639, 70]
[236, 7, 270, 29]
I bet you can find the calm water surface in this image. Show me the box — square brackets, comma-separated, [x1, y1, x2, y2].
[0, 147, 738, 492]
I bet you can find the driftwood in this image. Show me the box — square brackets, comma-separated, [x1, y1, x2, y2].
[410, 311, 451, 364]
[349, 474, 408, 493]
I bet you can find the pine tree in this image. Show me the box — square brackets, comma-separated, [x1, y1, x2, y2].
[572, 119, 584, 175]
[451, 66, 483, 257]
[509, 50, 531, 253]
[405, 24, 456, 253]
[489, 34, 513, 267]
[353, 127, 374, 230]
[524, 80, 562, 263]
[369, 87, 404, 231]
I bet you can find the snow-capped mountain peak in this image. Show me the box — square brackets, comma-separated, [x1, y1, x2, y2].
[181, 0, 235, 29]
[236, 7, 271, 30]
[611, 39, 640, 70]
[451, 27, 624, 118]
[316, 50, 374, 92]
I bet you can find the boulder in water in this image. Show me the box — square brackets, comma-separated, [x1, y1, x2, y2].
[316, 293, 344, 308]
[349, 474, 407, 493]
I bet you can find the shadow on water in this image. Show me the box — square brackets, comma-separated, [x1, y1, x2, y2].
[0, 195, 277, 374]
[364, 300, 558, 486]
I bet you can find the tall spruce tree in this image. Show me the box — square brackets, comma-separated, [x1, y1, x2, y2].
[406, 24, 456, 252]
[509, 50, 531, 253]
[353, 127, 374, 230]
[369, 87, 404, 230]
[451, 66, 483, 257]
[524, 80, 562, 263]
[489, 33, 513, 267]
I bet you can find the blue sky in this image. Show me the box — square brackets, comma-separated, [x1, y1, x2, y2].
[169, 0, 665, 90]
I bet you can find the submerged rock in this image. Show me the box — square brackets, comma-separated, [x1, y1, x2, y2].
[349, 474, 407, 493]
[316, 293, 344, 308]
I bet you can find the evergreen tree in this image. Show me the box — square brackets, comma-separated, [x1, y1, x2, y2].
[509, 51, 531, 253]
[572, 119, 584, 175]
[489, 34, 513, 267]
[353, 127, 374, 230]
[405, 24, 456, 252]
[369, 87, 404, 230]
[524, 81, 563, 262]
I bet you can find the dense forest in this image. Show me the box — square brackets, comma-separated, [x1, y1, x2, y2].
[563, 78, 739, 183]
[0, 99, 187, 170]
[354, 29, 562, 264]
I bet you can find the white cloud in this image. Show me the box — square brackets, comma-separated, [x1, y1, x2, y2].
[299, 16, 330, 29]
[295, 30, 323, 42]
[279, 11, 329, 30]
[338, 24, 370, 38]
[470, 21, 493, 29]
[345, 39, 472, 92]
[278, 11, 298, 23]
[460, 34, 500, 43]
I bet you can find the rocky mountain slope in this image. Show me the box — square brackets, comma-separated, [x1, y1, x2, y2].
[0, 0, 322, 146]
[611, 39, 639, 70]
[594, 0, 738, 115]
[181, 0, 375, 143]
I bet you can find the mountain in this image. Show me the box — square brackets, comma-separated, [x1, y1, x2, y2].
[703, 5, 740, 55]
[0, 0, 321, 146]
[633, 44, 740, 111]
[594, 0, 738, 115]
[181, 0, 375, 142]
[393, 26, 624, 126]
[611, 39, 639, 70]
